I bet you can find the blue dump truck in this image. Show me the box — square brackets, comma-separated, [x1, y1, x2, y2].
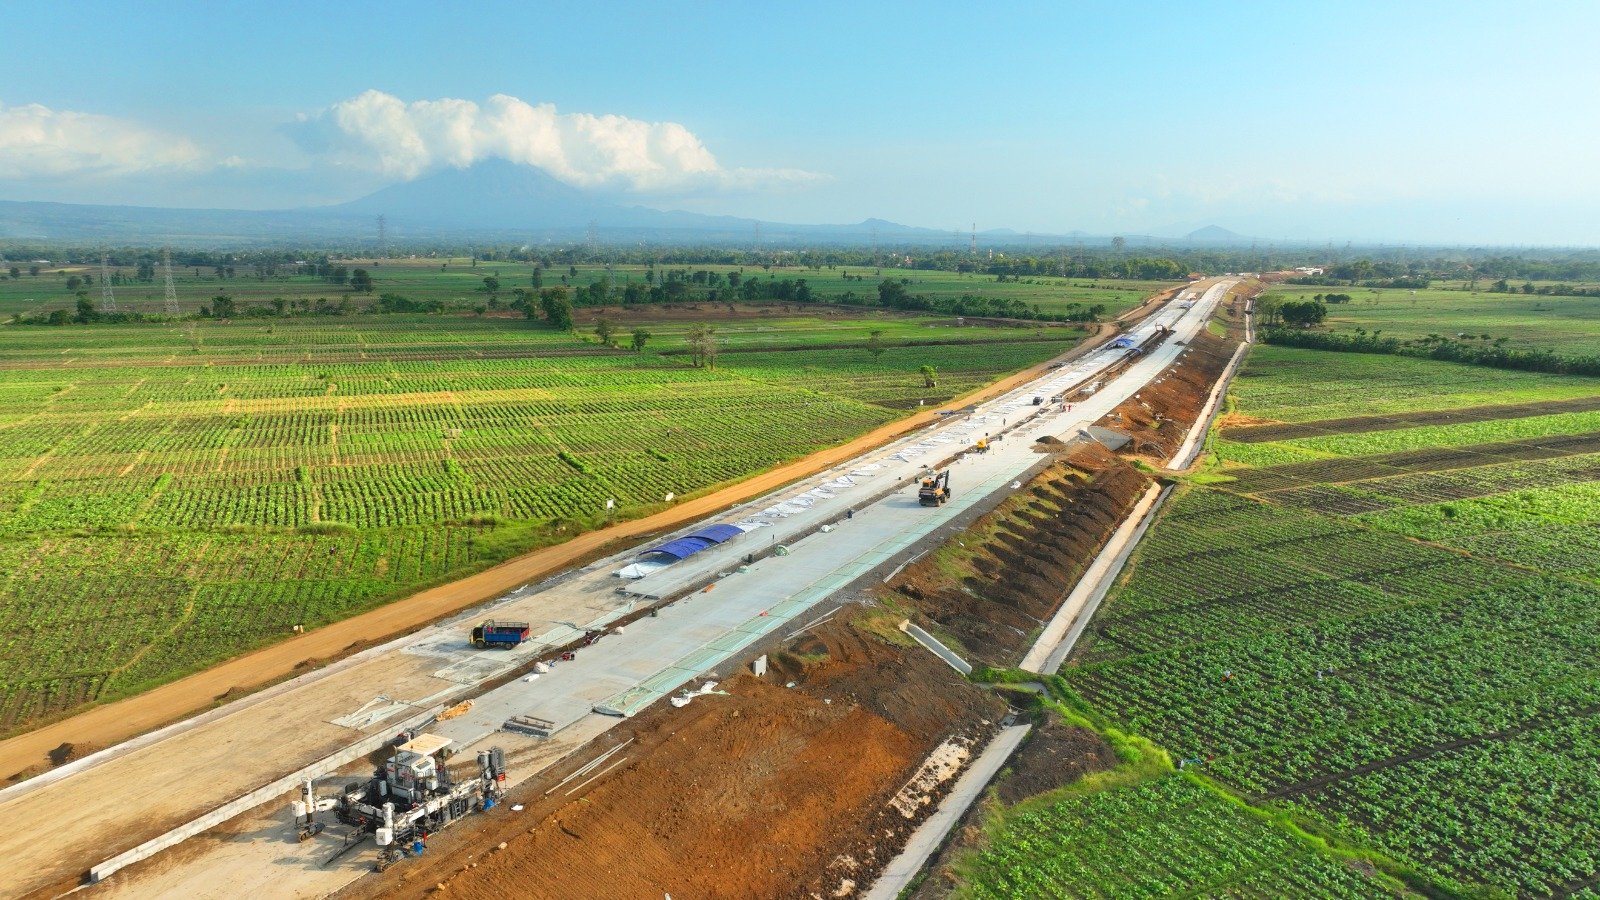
[471, 619, 531, 649]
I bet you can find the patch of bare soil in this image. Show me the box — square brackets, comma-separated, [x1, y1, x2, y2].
[886, 444, 1149, 668]
[339, 622, 1005, 900]
[993, 717, 1116, 804]
[1216, 412, 1280, 429]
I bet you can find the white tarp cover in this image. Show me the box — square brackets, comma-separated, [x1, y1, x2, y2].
[616, 559, 671, 579]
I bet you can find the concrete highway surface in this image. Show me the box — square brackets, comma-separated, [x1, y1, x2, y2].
[1, 280, 1235, 899]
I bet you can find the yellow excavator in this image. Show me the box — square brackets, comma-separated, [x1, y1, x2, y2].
[973, 437, 990, 454]
[918, 470, 952, 506]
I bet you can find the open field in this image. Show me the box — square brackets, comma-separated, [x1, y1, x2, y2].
[1227, 344, 1600, 422]
[1046, 347, 1600, 897]
[0, 309, 1094, 733]
[0, 258, 1167, 319]
[950, 773, 1398, 899]
[1266, 282, 1600, 354]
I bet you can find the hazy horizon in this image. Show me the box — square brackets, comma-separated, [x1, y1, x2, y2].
[3, 0, 1599, 245]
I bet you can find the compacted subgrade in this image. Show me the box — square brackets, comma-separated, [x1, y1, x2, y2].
[336, 622, 1004, 900]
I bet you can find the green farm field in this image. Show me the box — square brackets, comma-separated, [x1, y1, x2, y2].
[0, 257, 1167, 319]
[1268, 282, 1600, 355]
[953, 773, 1403, 899]
[0, 308, 1096, 733]
[1009, 347, 1600, 898]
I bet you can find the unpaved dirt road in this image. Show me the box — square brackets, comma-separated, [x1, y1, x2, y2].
[0, 312, 1161, 784]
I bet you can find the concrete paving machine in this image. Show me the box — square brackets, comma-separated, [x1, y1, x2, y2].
[293, 733, 508, 872]
[918, 470, 952, 506]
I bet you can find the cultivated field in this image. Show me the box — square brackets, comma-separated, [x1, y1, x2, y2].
[0, 308, 1098, 733]
[1266, 283, 1600, 354]
[0, 258, 1167, 320]
[954, 774, 1398, 898]
[1043, 347, 1600, 897]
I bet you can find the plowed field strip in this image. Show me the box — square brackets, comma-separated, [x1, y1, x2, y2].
[1225, 394, 1600, 443]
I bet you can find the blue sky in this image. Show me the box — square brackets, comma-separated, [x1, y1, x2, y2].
[3, 0, 1598, 244]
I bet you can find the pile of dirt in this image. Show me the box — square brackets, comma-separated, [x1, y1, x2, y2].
[342, 622, 1004, 900]
[1097, 323, 1241, 461]
[887, 444, 1149, 667]
[993, 716, 1116, 804]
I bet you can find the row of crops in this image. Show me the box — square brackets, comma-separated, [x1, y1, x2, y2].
[1037, 345, 1600, 897]
[956, 775, 1393, 899]
[0, 314, 1078, 729]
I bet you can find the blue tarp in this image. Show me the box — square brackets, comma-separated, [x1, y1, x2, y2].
[688, 524, 742, 544]
[641, 523, 743, 560]
[1109, 336, 1136, 349]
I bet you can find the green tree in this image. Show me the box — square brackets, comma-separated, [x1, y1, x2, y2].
[7, 267, 18, 279]
[1255, 294, 1284, 327]
[865, 329, 886, 360]
[481, 275, 500, 299]
[74, 293, 97, 324]
[631, 328, 651, 352]
[65, 275, 82, 291]
[594, 317, 616, 346]
[211, 294, 237, 318]
[539, 287, 574, 330]
[1278, 300, 1326, 327]
[919, 364, 937, 388]
[349, 268, 374, 293]
[686, 322, 718, 368]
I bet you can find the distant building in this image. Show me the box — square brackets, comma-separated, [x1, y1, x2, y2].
[1293, 266, 1325, 275]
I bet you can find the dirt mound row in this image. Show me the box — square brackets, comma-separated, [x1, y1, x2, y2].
[887, 444, 1150, 668]
[342, 623, 1004, 900]
[1222, 394, 1600, 444]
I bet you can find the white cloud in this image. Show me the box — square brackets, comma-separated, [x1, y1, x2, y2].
[0, 102, 204, 178]
[288, 90, 821, 193]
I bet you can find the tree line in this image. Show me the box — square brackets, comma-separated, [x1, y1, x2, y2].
[1262, 328, 1600, 378]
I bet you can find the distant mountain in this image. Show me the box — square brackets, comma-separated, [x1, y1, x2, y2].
[0, 161, 957, 246]
[1183, 225, 1253, 245]
[0, 161, 1249, 247]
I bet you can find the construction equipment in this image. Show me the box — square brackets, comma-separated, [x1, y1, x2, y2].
[293, 733, 508, 872]
[471, 619, 530, 649]
[973, 438, 990, 454]
[918, 470, 952, 507]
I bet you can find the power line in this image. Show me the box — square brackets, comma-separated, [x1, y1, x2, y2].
[162, 248, 180, 315]
[99, 255, 117, 314]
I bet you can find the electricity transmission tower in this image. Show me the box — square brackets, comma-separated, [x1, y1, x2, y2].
[99, 255, 118, 314]
[970, 223, 977, 255]
[376, 215, 387, 258]
[162, 249, 180, 315]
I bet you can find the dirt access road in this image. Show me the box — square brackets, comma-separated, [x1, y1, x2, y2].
[0, 293, 1175, 784]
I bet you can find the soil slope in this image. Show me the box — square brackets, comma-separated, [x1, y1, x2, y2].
[342, 624, 1004, 900]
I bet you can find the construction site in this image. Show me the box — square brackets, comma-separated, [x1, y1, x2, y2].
[0, 279, 1254, 900]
